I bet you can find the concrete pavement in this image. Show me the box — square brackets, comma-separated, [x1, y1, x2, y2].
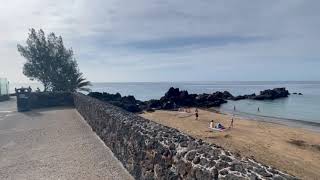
[0, 98, 133, 180]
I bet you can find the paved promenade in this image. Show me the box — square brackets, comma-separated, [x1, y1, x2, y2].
[0, 98, 133, 180]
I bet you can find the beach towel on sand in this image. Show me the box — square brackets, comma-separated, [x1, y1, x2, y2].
[209, 127, 226, 132]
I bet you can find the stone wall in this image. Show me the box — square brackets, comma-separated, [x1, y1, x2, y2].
[29, 92, 74, 108]
[73, 93, 296, 180]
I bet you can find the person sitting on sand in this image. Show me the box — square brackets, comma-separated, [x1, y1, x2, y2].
[209, 120, 226, 131]
[215, 123, 225, 129]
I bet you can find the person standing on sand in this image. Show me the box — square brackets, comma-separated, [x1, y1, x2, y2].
[258, 107, 260, 112]
[229, 115, 234, 128]
[234, 105, 236, 111]
[210, 120, 214, 129]
[195, 108, 199, 120]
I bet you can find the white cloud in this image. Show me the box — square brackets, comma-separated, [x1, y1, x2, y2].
[0, 0, 319, 82]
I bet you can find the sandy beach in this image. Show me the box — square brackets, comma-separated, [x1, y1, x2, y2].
[140, 108, 320, 180]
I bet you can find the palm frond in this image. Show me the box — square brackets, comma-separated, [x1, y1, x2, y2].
[74, 73, 91, 92]
[78, 81, 92, 88]
[78, 87, 91, 92]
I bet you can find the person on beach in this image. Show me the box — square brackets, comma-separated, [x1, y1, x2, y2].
[258, 107, 260, 112]
[195, 108, 199, 120]
[209, 120, 226, 130]
[215, 122, 225, 129]
[229, 115, 234, 128]
[234, 105, 236, 111]
[210, 120, 214, 129]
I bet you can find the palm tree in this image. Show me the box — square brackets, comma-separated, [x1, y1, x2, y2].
[68, 72, 91, 92]
[53, 71, 92, 92]
[74, 72, 92, 92]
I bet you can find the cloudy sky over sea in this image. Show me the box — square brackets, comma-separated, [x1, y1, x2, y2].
[1, 0, 319, 82]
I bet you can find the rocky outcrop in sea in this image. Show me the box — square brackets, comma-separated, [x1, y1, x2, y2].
[88, 87, 233, 112]
[88, 87, 290, 113]
[232, 88, 290, 101]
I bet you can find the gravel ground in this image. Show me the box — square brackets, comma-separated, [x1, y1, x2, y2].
[0, 98, 133, 180]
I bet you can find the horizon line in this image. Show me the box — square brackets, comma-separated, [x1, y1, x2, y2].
[9, 80, 320, 84]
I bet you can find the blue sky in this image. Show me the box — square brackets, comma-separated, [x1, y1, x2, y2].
[0, 0, 319, 82]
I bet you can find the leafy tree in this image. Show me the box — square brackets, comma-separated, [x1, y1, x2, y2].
[17, 28, 91, 92]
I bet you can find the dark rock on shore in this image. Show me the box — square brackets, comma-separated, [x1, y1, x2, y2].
[89, 92, 122, 101]
[232, 93, 256, 101]
[88, 92, 144, 113]
[162, 101, 176, 110]
[159, 87, 229, 108]
[160, 87, 195, 107]
[89, 87, 290, 112]
[89, 87, 231, 112]
[195, 93, 227, 107]
[253, 88, 289, 100]
[232, 88, 290, 101]
[145, 99, 162, 109]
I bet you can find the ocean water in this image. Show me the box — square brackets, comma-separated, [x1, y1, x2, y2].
[9, 81, 320, 126]
[90, 81, 320, 125]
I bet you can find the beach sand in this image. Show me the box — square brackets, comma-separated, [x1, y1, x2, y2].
[140, 108, 320, 180]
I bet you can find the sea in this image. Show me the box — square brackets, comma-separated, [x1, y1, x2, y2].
[10, 81, 320, 130]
